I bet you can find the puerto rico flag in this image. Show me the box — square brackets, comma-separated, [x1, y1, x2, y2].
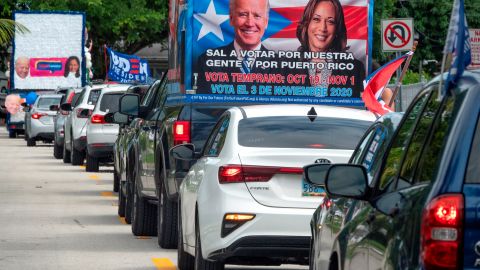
[192, 0, 371, 68]
[362, 52, 412, 116]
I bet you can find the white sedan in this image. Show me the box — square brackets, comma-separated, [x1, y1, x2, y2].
[173, 104, 376, 270]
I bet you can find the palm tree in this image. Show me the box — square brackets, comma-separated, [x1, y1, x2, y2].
[0, 19, 29, 45]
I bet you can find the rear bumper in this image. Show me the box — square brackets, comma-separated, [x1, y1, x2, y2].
[33, 132, 54, 140]
[87, 143, 114, 158]
[8, 122, 24, 131]
[208, 236, 310, 264]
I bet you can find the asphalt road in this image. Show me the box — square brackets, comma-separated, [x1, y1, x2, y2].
[0, 127, 308, 270]
[0, 127, 176, 270]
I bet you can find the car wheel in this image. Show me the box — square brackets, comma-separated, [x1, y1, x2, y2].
[9, 131, 16, 138]
[131, 173, 157, 236]
[27, 136, 36, 147]
[85, 152, 99, 172]
[177, 200, 194, 270]
[113, 170, 120, 192]
[71, 141, 84, 165]
[63, 142, 71, 163]
[118, 182, 126, 217]
[53, 143, 63, 159]
[195, 221, 224, 270]
[158, 180, 178, 249]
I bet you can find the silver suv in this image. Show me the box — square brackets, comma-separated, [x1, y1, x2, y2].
[85, 85, 130, 172]
[25, 94, 62, 146]
[62, 84, 105, 165]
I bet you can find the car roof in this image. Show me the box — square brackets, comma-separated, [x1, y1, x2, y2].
[234, 104, 377, 122]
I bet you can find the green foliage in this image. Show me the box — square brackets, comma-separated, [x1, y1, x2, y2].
[372, 0, 480, 78]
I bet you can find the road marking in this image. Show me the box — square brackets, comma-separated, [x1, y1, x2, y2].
[100, 191, 114, 197]
[118, 217, 127, 224]
[152, 258, 176, 270]
[89, 174, 99, 180]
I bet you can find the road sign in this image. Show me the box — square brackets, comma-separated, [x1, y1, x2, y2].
[469, 29, 480, 69]
[382, 19, 414, 52]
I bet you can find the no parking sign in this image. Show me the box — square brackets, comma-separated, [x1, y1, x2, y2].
[382, 19, 414, 52]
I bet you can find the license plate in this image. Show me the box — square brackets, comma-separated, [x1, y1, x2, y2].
[302, 178, 325, 196]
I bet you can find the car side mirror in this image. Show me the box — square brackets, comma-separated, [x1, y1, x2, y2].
[119, 94, 139, 117]
[60, 103, 72, 111]
[79, 108, 90, 118]
[170, 144, 196, 161]
[303, 164, 330, 186]
[50, 104, 59, 111]
[21, 102, 28, 107]
[325, 164, 369, 200]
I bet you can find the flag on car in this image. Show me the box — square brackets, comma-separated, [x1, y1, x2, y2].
[442, 0, 472, 95]
[362, 52, 412, 116]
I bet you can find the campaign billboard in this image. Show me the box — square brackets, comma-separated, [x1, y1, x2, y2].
[184, 0, 372, 106]
[11, 11, 86, 90]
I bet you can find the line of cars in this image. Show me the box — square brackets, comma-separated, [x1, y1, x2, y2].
[12, 69, 479, 270]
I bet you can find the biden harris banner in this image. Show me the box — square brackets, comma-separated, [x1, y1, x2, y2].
[184, 0, 372, 106]
[11, 11, 86, 90]
[107, 48, 150, 84]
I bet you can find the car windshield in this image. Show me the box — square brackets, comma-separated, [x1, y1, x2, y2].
[99, 93, 123, 112]
[37, 97, 61, 109]
[238, 116, 372, 149]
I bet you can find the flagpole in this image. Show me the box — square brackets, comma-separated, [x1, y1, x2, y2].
[389, 41, 418, 108]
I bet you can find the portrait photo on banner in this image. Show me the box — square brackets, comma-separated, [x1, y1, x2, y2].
[192, 0, 370, 100]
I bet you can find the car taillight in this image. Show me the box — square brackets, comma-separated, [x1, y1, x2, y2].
[76, 108, 91, 118]
[421, 194, 464, 270]
[32, 112, 47, 119]
[218, 165, 303, 184]
[91, 114, 105, 124]
[173, 121, 190, 145]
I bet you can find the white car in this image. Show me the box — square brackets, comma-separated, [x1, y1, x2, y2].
[174, 104, 376, 270]
[85, 84, 131, 172]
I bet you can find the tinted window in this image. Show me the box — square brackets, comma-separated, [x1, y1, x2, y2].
[204, 116, 230, 156]
[351, 128, 376, 164]
[399, 90, 442, 184]
[378, 91, 431, 191]
[466, 115, 480, 183]
[362, 126, 388, 183]
[238, 117, 372, 149]
[37, 97, 61, 109]
[87, 89, 101, 105]
[99, 93, 123, 112]
[141, 81, 159, 106]
[416, 92, 457, 183]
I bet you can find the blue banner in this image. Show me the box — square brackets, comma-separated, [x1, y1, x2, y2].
[107, 48, 150, 84]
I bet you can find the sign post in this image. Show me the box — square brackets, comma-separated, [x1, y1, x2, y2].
[382, 18, 414, 111]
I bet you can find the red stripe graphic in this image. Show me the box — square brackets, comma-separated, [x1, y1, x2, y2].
[270, 6, 367, 40]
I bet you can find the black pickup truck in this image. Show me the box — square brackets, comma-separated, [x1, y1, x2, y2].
[119, 74, 239, 249]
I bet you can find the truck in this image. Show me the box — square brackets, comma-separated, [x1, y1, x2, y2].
[117, 0, 373, 250]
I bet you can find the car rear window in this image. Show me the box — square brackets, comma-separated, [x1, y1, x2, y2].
[466, 115, 480, 183]
[37, 97, 61, 109]
[99, 93, 123, 112]
[87, 89, 101, 105]
[238, 116, 372, 149]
